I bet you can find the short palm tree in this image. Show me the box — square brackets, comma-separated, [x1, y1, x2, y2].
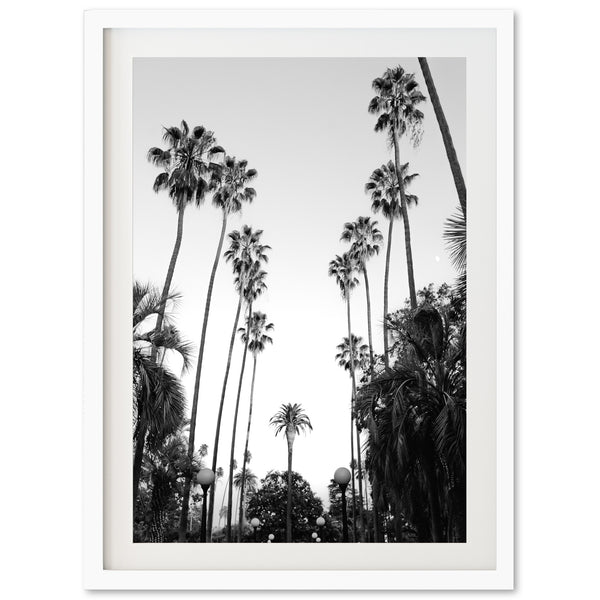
[237, 311, 274, 540]
[270, 403, 313, 543]
[365, 161, 419, 368]
[233, 468, 259, 530]
[132, 282, 193, 510]
[206, 227, 270, 539]
[328, 253, 366, 540]
[180, 156, 257, 541]
[226, 267, 268, 541]
[369, 66, 426, 310]
[418, 58, 466, 217]
[340, 217, 383, 376]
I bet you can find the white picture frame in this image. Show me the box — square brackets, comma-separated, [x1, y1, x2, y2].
[84, 8, 513, 590]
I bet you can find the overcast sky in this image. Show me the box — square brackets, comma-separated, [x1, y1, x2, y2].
[133, 57, 465, 512]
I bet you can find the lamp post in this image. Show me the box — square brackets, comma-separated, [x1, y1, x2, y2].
[196, 469, 215, 543]
[250, 517, 260, 543]
[334, 467, 351, 543]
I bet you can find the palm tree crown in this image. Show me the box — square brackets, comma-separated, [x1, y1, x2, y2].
[368, 67, 426, 146]
[335, 334, 371, 374]
[365, 161, 419, 220]
[239, 311, 274, 356]
[270, 403, 313, 437]
[147, 121, 224, 210]
[328, 253, 360, 297]
[340, 216, 383, 267]
[212, 156, 257, 215]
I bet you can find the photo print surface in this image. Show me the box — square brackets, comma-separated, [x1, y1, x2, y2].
[132, 57, 466, 544]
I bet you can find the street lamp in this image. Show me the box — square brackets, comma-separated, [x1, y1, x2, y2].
[316, 516, 325, 527]
[316, 537, 321, 543]
[311, 532, 318, 540]
[333, 467, 351, 543]
[268, 533, 275, 542]
[195, 468, 215, 543]
[250, 517, 261, 542]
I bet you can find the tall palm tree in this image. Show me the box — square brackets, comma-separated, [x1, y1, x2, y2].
[138, 123, 221, 508]
[226, 267, 268, 541]
[328, 253, 366, 541]
[237, 311, 274, 540]
[146, 122, 223, 345]
[132, 282, 193, 510]
[180, 156, 257, 541]
[207, 227, 270, 540]
[270, 403, 313, 542]
[369, 66, 426, 310]
[340, 217, 383, 377]
[365, 161, 419, 368]
[418, 58, 466, 217]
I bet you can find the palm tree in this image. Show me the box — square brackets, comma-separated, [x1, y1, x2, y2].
[132, 282, 193, 510]
[270, 403, 313, 542]
[180, 156, 257, 541]
[340, 217, 383, 377]
[139, 123, 221, 508]
[226, 267, 268, 541]
[357, 294, 466, 542]
[418, 58, 466, 217]
[369, 66, 426, 310]
[207, 227, 270, 540]
[365, 161, 419, 368]
[233, 468, 259, 531]
[328, 253, 366, 541]
[237, 311, 274, 540]
[146, 122, 223, 346]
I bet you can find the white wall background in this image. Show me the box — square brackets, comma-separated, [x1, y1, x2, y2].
[1, 0, 598, 598]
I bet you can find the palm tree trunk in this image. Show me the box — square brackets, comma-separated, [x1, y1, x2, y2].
[346, 294, 365, 541]
[207, 292, 243, 541]
[362, 266, 375, 377]
[132, 418, 148, 514]
[179, 212, 228, 542]
[383, 218, 393, 368]
[421, 449, 443, 543]
[418, 57, 466, 218]
[371, 474, 382, 542]
[392, 130, 417, 310]
[134, 203, 186, 510]
[354, 422, 366, 542]
[226, 300, 252, 542]
[286, 434, 293, 543]
[238, 354, 257, 541]
[349, 411, 357, 542]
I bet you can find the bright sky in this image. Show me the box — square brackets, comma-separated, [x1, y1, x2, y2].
[133, 57, 465, 510]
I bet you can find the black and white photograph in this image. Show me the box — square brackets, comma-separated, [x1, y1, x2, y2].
[132, 56, 466, 544]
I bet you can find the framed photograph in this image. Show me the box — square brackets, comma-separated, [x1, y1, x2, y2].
[84, 8, 513, 590]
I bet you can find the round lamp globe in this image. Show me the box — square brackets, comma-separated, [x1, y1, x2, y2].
[333, 467, 351, 485]
[195, 468, 215, 486]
